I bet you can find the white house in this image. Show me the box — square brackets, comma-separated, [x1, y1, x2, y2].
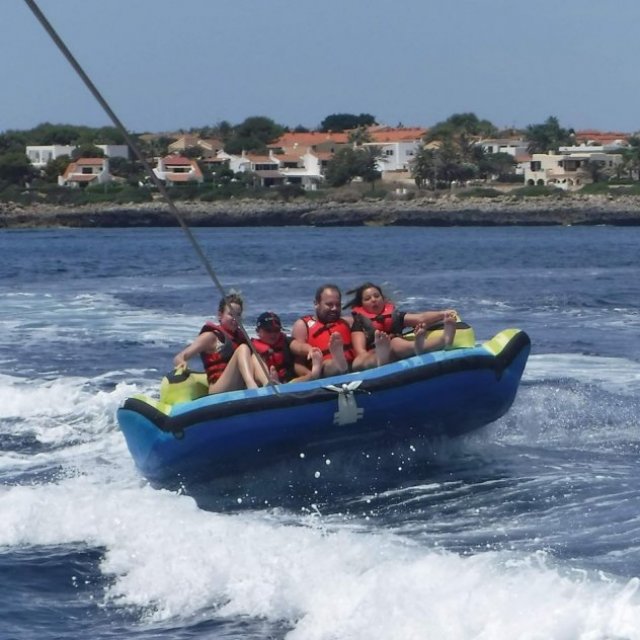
[27, 145, 75, 167]
[27, 143, 129, 168]
[153, 155, 203, 185]
[58, 157, 113, 188]
[220, 150, 324, 189]
[477, 138, 529, 158]
[524, 150, 623, 190]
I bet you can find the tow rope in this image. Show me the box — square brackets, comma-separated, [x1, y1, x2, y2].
[23, 0, 277, 389]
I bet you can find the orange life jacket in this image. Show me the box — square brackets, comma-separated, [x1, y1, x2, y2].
[251, 333, 294, 383]
[199, 322, 245, 384]
[301, 315, 354, 363]
[351, 302, 404, 350]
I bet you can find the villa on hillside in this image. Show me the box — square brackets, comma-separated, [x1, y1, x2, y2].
[153, 155, 204, 185]
[362, 126, 427, 180]
[218, 149, 324, 189]
[168, 135, 224, 155]
[58, 157, 113, 188]
[523, 149, 624, 190]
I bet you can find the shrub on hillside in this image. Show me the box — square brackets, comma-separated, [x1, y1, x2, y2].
[511, 185, 566, 198]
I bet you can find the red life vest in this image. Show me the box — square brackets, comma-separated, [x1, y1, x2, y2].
[251, 333, 293, 383]
[301, 315, 354, 363]
[199, 322, 245, 384]
[351, 302, 404, 350]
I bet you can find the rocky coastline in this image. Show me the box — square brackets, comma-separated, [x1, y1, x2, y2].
[2, 193, 640, 228]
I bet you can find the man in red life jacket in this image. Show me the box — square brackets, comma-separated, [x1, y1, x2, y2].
[173, 293, 257, 394]
[290, 284, 355, 378]
[249, 312, 322, 385]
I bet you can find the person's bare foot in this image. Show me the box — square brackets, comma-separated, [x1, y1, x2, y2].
[308, 347, 323, 380]
[443, 312, 457, 348]
[374, 330, 392, 366]
[328, 331, 348, 373]
[414, 323, 426, 354]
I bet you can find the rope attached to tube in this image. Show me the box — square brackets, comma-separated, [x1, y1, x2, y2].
[23, 0, 277, 388]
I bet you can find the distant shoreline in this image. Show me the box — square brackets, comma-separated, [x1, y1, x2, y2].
[2, 194, 640, 228]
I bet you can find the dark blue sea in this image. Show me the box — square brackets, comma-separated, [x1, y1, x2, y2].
[1, 225, 639, 639]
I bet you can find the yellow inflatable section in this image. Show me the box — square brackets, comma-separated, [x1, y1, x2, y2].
[159, 368, 208, 405]
[403, 321, 476, 349]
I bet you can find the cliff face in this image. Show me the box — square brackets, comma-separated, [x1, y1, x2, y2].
[2, 195, 640, 228]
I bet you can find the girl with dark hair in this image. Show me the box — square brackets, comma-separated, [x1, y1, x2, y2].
[345, 282, 457, 371]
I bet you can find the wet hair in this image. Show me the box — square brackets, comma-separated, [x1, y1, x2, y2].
[218, 292, 244, 315]
[314, 283, 342, 304]
[344, 282, 384, 309]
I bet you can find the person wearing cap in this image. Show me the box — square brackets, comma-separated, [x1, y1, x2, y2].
[290, 284, 355, 378]
[249, 312, 322, 385]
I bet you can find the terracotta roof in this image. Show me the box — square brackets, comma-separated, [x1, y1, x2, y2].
[271, 132, 350, 148]
[276, 153, 304, 162]
[75, 157, 105, 165]
[163, 155, 192, 165]
[574, 130, 631, 144]
[368, 127, 427, 142]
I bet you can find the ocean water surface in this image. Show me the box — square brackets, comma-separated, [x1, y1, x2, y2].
[1, 224, 639, 639]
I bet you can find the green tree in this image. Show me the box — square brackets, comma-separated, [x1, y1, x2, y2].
[71, 144, 104, 160]
[109, 156, 144, 185]
[224, 116, 285, 154]
[421, 113, 498, 183]
[43, 155, 72, 183]
[411, 140, 478, 188]
[319, 113, 377, 132]
[426, 113, 498, 150]
[324, 146, 380, 187]
[622, 137, 640, 181]
[478, 151, 516, 181]
[347, 126, 372, 145]
[0, 152, 35, 185]
[525, 116, 575, 154]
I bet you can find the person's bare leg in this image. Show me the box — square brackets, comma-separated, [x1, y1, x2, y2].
[443, 315, 456, 347]
[374, 330, 392, 366]
[351, 351, 377, 371]
[414, 323, 426, 355]
[387, 335, 418, 360]
[209, 346, 257, 393]
[250, 353, 271, 387]
[308, 347, 323, 380]
[323, 332, 348, 375]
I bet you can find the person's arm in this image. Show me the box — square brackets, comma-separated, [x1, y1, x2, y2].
[289, 318, 311, 359]
[403, 309, 457, 329]
[173, 332, 217, 369]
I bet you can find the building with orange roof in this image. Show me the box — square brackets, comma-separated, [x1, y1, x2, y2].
[574, 130, 631, 147]
[361, 126, 427, 175]
[153, 155, 203, 185]
[58, 157, 113, 188]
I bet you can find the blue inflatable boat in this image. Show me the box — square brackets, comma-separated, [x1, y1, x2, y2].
[117, 327, 529, 482]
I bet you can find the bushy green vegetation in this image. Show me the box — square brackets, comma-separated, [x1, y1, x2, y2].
[511, 185, 567, 198]
[2, 115, 640, 209]
[581, 182, 640, 196]
[456, 187, 503, 199]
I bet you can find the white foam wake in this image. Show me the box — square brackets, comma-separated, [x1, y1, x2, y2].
[0, 476, 639, 640]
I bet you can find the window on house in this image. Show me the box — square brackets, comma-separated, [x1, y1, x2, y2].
[385, 150, 394, 156]
[530, 161, 541, 171]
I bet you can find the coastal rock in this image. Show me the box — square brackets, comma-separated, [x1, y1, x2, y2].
[1, 194, 640, 228]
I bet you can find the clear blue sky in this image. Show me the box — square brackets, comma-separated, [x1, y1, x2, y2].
[4, 0, 640, 135]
